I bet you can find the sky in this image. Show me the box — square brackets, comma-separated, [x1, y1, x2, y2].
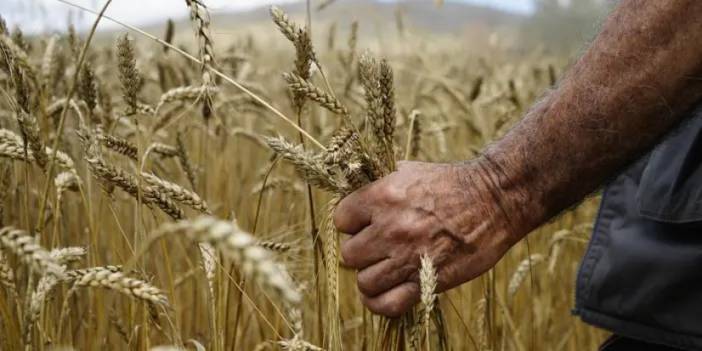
[2, 0, 536, 33]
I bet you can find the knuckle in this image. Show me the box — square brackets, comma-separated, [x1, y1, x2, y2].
[377, 183, 403, 204]
[332, 208, 347, 231]
[340, 241, 356, 267]
[356, 272, 374, 296]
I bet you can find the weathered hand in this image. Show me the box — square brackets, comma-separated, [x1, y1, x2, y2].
[334, 160, 528, 317]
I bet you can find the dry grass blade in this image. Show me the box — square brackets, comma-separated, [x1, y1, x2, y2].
[175, 132, 198, 190]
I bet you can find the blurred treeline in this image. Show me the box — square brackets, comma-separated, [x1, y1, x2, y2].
[523, 0, 614, 50]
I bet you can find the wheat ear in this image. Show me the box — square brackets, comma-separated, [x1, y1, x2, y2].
[282, 73, 349, 116]
[85, 144, 184, 220]
[116, 34, 142, 115]
[0, 34, 37, 85]
[0, 252, 18, 302]
[507, 254, 545, 300]
[96, 132, 138, 161]
[419, 254, 438, 351]
[152, 216, 302, 306]
[0, 227, 65, 278]
[16, 111, 48, 169]
[66, 265, 168, 306]
[265, 136, 346, 194]
[140, 172, 210, 214]
[0, 129, 75, 172]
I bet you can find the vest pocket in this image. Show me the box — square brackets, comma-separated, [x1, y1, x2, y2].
[636, 106, 702, 223]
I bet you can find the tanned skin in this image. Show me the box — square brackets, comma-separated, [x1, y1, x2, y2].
[334, 0, 702, 317]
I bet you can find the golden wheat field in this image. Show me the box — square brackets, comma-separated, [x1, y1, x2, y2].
[0, 1, 609, 350]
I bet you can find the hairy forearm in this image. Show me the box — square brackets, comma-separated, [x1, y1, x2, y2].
[478, 1, 702, 235]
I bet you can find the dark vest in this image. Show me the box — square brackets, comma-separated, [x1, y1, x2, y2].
[574, 106, 702, 350]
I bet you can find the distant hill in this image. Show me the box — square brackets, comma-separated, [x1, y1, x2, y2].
[124, 1, 526, 52]
[206, 0, 524, 34]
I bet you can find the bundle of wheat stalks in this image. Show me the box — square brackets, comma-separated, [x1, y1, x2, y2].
[0, 2, 604, 350]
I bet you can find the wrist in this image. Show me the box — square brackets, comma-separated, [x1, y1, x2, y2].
[454, 153, 544, 243]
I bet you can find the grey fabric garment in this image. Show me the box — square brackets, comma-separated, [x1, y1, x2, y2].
[574, 105, 702, 351]
[600, 335, 685, 351]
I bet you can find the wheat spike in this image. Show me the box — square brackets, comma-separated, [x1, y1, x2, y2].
[359, 53, 390, 168]
[278, 336, 324, 351]
[154, 85, 215, 115]
[117, 34, 142, 115]
[407, 110, 422, 159]
[265, 136, 346, 194]
[66, 265, 168, 306]
[0, 128, 33, 162]
[41, 35, 59, 92]
[419, 255, 438, 315]
[323, 127, 359, 165]
[153, 216, 302, 306]
[79, 62, 98, 115]
[96, 132, 138, 161]
[270, 6, 299, 43]
[257, 240, 292, 253]
[55, 171, 81, 206]
[141, 172, 210, 214]
[283, 73, 349, 116]
[507, 254, 545, 300]
[420, 254, 438, 350]
[184, 0, 216, 85]
[25, 274, 60, 346]
[379, 59, 396, 165]
[16, 111, 48, 170]
[0, 34, 37, 85]
[0, 252, 18, 301]
[50, 247, 86, 265]
[0, 227, 65, 278]
[85, 144, 184, 220]
[144, 142, 179, 160]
